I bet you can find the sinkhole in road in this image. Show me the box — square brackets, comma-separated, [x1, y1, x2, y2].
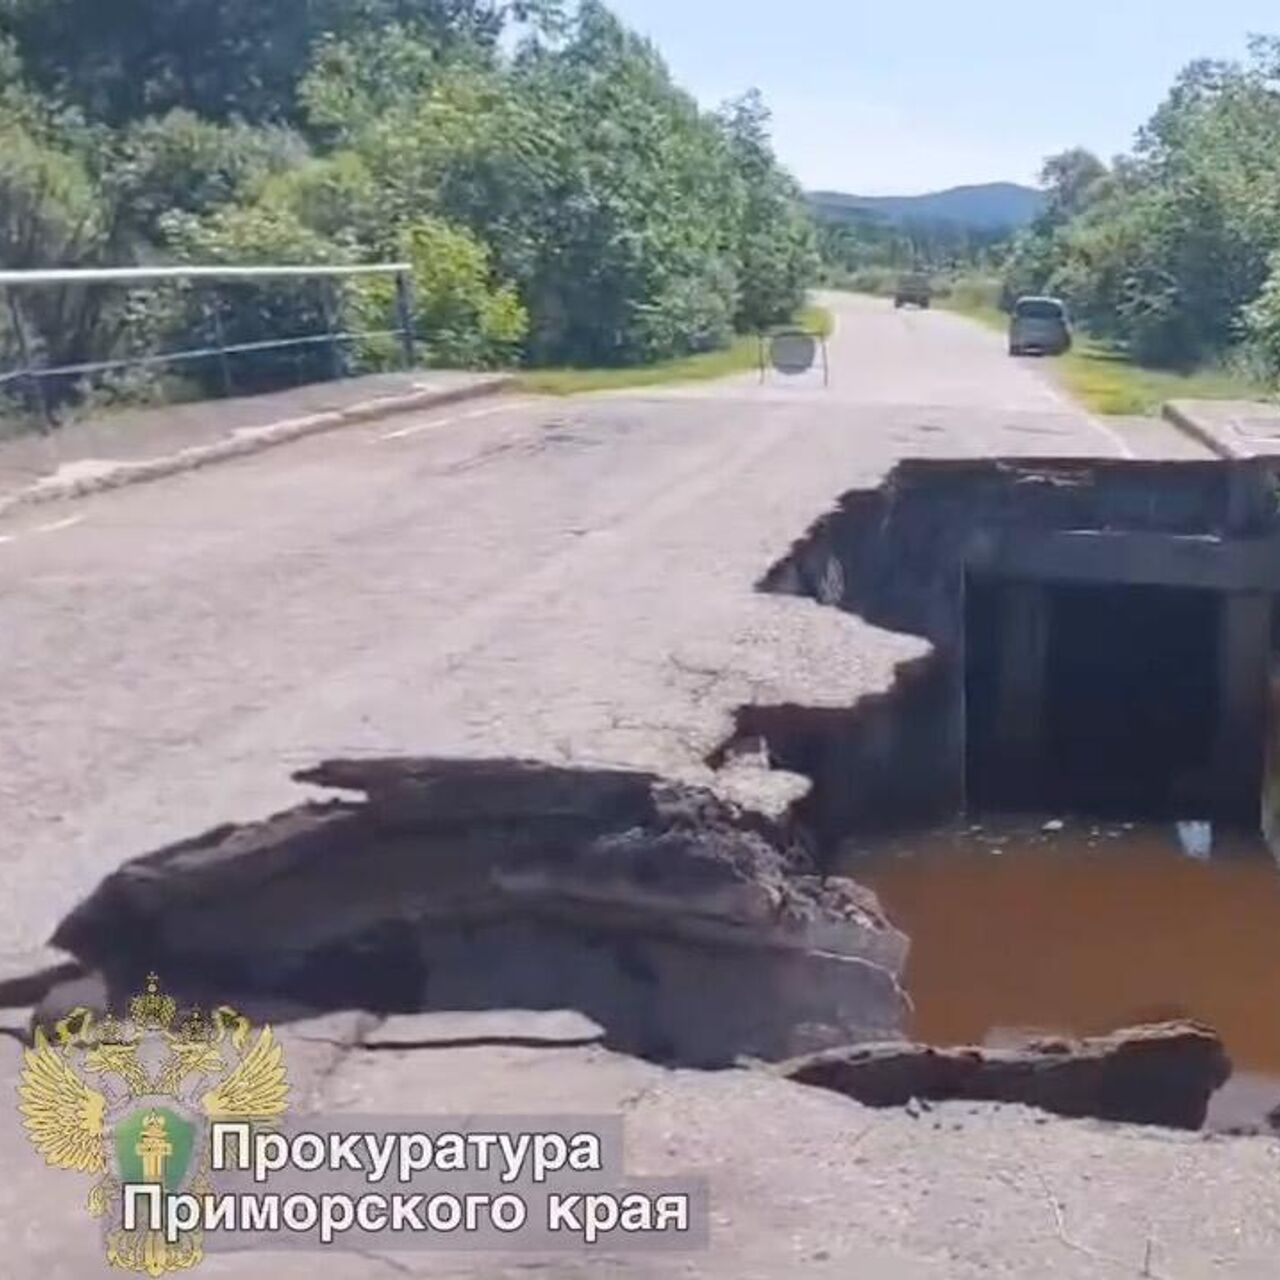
[726, 456, 1280, 852]
[712, 455, 1280, 1118]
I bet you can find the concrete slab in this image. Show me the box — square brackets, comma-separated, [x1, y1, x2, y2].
[1108, 412, 1216, 459]
[367, 1010, 607, 1048]
[1164, 399, 1280, 459]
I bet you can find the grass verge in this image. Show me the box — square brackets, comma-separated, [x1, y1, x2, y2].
[941, 296, 1270, 415]
[1051, 342, 1268, 416]
[516, 303, 833, 396]
[939, 297, 1005, 332]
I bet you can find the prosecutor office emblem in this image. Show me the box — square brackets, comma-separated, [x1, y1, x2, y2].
[17, 973, 289, 1275]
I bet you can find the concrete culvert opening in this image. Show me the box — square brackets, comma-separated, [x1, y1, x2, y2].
[757, 456, 1280, 846]
[742, 456, 1280, 1126]
[965, 578, 1257, 823]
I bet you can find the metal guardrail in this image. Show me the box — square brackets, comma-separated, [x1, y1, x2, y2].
[0, 263, 417, 432]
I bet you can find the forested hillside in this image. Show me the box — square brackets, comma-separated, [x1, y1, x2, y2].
[0, 0, 818, 401]
[811, 183, 1043, 232]
[806, 185, 1036, 286]
[1005, 36, 1280, 377]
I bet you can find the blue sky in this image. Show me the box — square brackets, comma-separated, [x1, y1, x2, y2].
[605, 0, 1279, 195]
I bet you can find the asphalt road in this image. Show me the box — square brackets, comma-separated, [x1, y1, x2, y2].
[1, 293, 1157, 952]
[7, 1009, 1280, 1280]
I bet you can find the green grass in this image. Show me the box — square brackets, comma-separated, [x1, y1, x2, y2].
[938, 295, 1006, 333]
[1052, 341, 1268, 416]
[516, 303, 834, 396]
[941, 295, 1271, 415]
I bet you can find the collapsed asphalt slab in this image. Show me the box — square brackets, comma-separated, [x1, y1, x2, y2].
[42, 756, 910, 1067]
[780, 1021, 1232, 1130]
[21, 755, 1244, 1133]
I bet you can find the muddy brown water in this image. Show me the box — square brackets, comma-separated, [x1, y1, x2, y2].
[848, 819, 1280, 1127]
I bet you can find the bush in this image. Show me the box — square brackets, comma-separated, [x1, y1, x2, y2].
[0, 121, 109, 393]
[946, 274, 1005, 313]
[1242, 253, 1280, 380]
[163, 203, 353, 393]
[845, 267, 898, 296]
[629, 257, 738, 360]
[352, 216, 528, 370]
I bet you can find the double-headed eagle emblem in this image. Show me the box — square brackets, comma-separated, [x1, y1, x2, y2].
[17, 974, 289, 1275]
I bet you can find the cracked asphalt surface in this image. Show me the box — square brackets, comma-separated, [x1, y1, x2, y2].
[1, 293, 1271, 1279]
[1, 293, 1158, 952]
[6, 1010, 1280, 1280]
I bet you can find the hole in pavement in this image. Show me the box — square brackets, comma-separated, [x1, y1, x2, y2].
[739, 455, 1280, 847]
[18, 456, 1279, 1130]
[719, 455, 1280, 1126]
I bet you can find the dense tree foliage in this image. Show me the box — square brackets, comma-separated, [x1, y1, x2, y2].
[0, 0, 816, 406]
[1005, 37, 1280, 373]
[0, 0, 564, 124]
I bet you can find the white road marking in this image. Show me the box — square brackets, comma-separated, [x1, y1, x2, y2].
[0, 512, 87, 547]
[34, 515, 86, 534]
[375, 401, 521, 442]
[1029, 368, 1137, 457]
[1085, 415, 1138, 459]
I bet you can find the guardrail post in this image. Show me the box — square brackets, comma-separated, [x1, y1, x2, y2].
[5, 290, 53, 433]
[319, 278, 344, 381]
[204, 292, 234, 398]
[394, 270, 417, 368]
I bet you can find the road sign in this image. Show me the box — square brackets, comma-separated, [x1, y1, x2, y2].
[759, 326, 829, 386]
[769, 330, 818, 375]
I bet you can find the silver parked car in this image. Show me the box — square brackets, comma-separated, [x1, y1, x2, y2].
[1009, 296, 1072, 356]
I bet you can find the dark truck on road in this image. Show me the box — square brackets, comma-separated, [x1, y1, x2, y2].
[894, 273, 932, 309]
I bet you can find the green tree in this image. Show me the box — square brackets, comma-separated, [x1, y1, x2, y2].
[718, 90, 818, 331]
[1005, 37, 1280, 369]
[305, 2, 803, 366]
[162, 202, 352, 392]
[0, 0, 817, 401]
[0, 0, 563, 125]
[1036, 148, 1108, 228]
[355, 217, 527, 368]
[1242, 249, 1280, 376]
[102, 112, 308, 250]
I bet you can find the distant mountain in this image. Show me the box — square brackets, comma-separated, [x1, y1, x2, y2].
[808, 183, 1045, 232]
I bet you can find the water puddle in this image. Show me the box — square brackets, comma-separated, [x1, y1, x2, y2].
[847, 818, 1280, 1129]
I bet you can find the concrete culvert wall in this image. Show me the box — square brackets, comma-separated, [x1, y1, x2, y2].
[711, 656, 960, 849]
[746, 456, 1280, 850]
